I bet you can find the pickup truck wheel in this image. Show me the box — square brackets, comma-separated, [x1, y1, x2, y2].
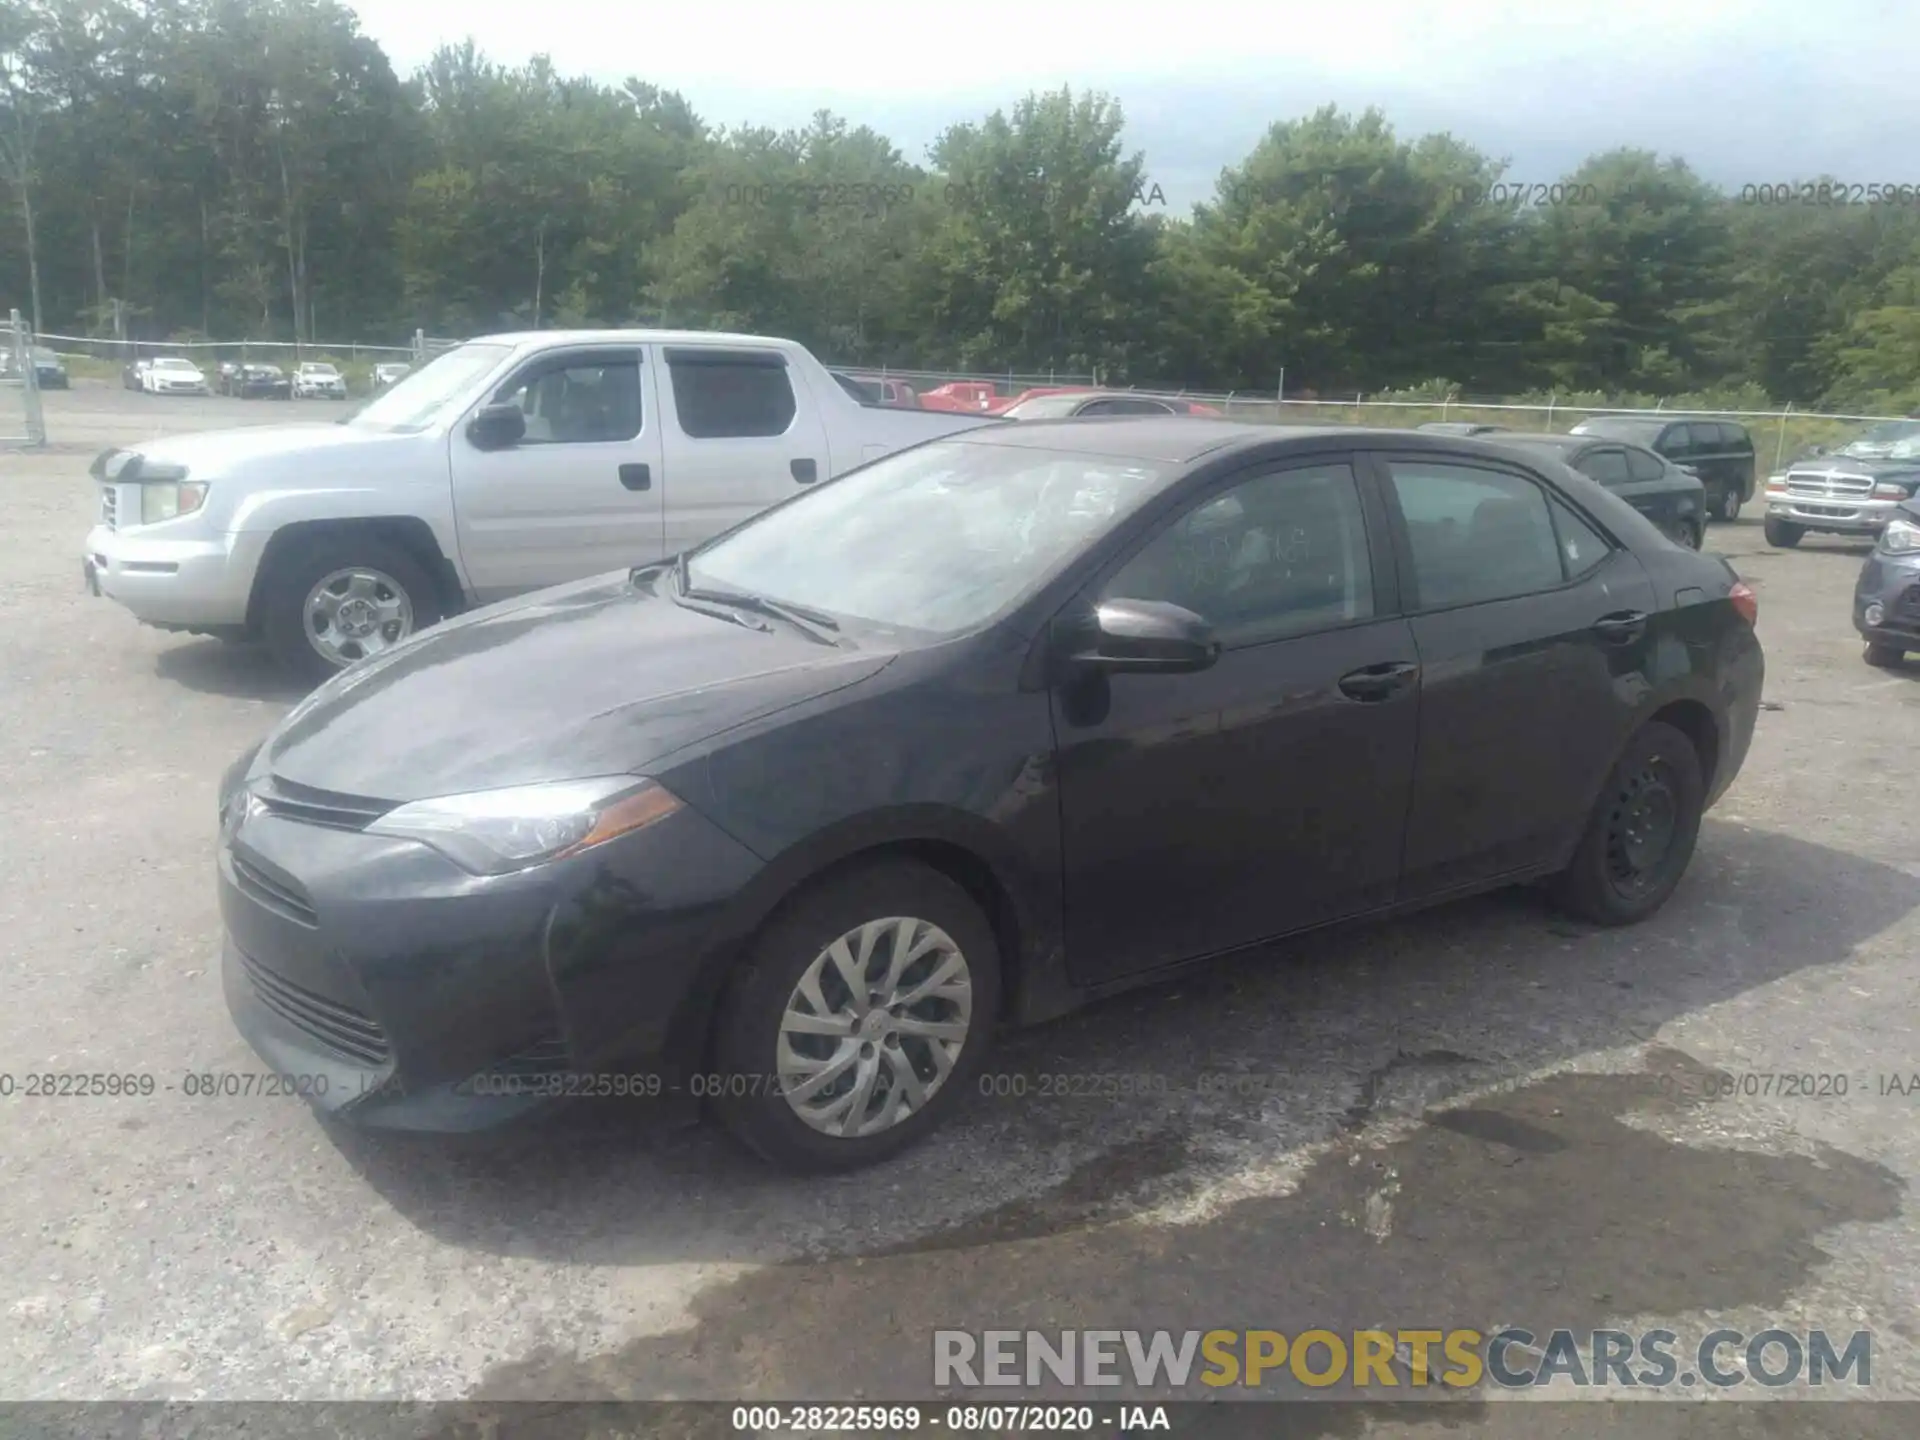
[1547, 720, 1704, 927]
[1864, 642, 1907, 668]
[260, 539, 442, 685]
[1763, 517, 1803, 548]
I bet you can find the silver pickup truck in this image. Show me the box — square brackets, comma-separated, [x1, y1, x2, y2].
[83, 329, 998, 680]
[1764, 420, 1920, 547]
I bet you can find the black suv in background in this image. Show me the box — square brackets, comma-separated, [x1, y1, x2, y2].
[1570, 416, 1756, 523]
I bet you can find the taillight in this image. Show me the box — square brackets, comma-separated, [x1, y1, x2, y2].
[1729, 580, 1758, 627]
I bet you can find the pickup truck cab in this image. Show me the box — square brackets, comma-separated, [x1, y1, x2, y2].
[82, 329, 999, 681]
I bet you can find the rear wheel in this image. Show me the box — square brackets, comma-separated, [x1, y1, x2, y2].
[1865, 642, 1907, 668]
[1763, 516, 1804, 548]
[1716, 487, 1742, 523]
[711, 859, 1000, 1172]
[258, 535, 443, 686]
[1548, 720, 1705, 927]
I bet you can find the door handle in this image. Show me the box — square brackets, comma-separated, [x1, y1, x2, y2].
[791, 458, 818, 484]
[1592, 610, 1649, 645]
[1337, 660, 1419, 702]
[618, 462, 651, 491]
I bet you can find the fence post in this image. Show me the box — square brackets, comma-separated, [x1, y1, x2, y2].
[1775, 402, 1793, 473]
[1354, 392, 1363, 423]
[1546, 392, 1557, 430]
[12, 309, 46, 446]
[1441, 395, 1451, 423]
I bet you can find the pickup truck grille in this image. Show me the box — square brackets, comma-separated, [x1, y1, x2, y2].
[1786, 471, 1874, 499]
[99, 486, 117, 530]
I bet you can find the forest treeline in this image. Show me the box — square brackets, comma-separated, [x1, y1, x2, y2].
[3, 0, 1918, 408]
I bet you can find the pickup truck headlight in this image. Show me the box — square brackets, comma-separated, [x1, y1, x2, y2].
[141, 478, 208, 524]
[1880, 518, 1920, 555]
[1872, 481, 1916, 499]
[364, 776, 683, 875]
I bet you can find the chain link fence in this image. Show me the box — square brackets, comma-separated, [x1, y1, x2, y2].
[1, 308, 48, 447]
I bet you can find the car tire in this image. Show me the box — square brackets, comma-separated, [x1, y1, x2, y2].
[1716, 488, 1742, 523]
[258, 534, 444, 686]
[1763, 517, 1804, 548]
[1547, 720, 1705, 928]
[1864, 642, 1907, 668]
[1672, 519, 1702, 550]
[711, 859, 1001, 1173]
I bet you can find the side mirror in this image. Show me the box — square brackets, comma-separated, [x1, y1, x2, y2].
[466, 403, 526, 450]
[1071, 598, 1220, 674]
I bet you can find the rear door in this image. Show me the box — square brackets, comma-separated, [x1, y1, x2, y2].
[1581, 444, 1693, 536]
[1372, 451, 1660, 900]
[659, 346, 832, 556]
[448, 345, 665, 601]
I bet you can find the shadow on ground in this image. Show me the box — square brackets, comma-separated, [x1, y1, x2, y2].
[155, 637, 308, 702]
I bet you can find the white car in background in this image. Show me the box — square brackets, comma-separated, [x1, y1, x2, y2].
[143, 357, 210, 395]
[373, 361, 412, 390]
[292, 362, 348, 399]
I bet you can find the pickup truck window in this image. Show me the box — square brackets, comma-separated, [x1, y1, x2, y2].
[349, 342, 513, 431]
[490, 357, 643, 443]
[685, 439, 1169, 635]
[666, 350, 797, 438]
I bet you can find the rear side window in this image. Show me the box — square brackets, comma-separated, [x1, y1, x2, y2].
[1549, 497, 1611, 578]
[1626, 448, 1665, 482]
[1578, 449, 1632, 487]
[666, 350, 797, 438]
[1718, 422, 1752, 451]
[1384, 459, 1566, 609]
[1079, 397, 1175, 416]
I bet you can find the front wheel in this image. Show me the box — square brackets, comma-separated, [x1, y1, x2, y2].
[258, 536, 443, 686]
[1865, 642, 1907, 668]
[1671, 519, 1702, 550]
[1763, 516, 1804, 548]
[1547, 720, 1705, 927]
[711, 860, 1000, 1172]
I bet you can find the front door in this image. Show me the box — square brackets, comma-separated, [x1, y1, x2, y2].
[1052, 456, 1421, 985]
[449, 346, 666, 602]
[658, 347, 833, 557]
[1372, 451, 1660, 899]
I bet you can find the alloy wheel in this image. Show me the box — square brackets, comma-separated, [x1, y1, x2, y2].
[302, 566, 415, 668]
[776, 916, 973, 1138]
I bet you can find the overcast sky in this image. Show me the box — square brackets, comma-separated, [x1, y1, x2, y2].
[346, 0, 1920, 211]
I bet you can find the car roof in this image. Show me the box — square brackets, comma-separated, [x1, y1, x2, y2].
[951, 419, 1554, 467]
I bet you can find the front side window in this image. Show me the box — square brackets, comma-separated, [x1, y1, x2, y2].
[1386, 459, 1566, 609]
[490, 357, 642, 444]
[1101, 462, 1374, 646]
[1626, 447, 1665, 482]
[685, 440, 1170, 635]
[667, 351, 796, 438]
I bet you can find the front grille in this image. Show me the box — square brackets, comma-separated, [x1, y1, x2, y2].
[255, 775, 391, 831]
[239, 951, 389, 1065]
[1787, 471, 1873, 498]
[230, 852, 320, 928]
[100, 487, 117, 530]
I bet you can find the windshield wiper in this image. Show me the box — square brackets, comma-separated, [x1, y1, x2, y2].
[672, 555, 841, 645]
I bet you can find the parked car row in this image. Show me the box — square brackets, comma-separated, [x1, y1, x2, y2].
[829, 374, 1223, 419]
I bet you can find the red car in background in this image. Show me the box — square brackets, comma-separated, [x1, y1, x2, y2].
[918, 381, 999, 412]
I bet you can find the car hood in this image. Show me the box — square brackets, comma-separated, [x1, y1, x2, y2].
[261, 571, 896, 802]
[119, 422, 412, 473]
[1788, 454, 1920, 478]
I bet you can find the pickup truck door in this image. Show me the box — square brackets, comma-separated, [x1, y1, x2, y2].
[448, 345, 666, 602]
[657, 345, 832, 556]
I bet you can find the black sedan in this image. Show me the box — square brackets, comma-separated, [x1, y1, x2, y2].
[1487, 433, 1707, 549]
[216, 421, 1764, 1171]
[1853, 496, 1920, 667]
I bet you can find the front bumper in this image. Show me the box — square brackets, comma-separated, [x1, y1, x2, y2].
[83, 521, 266, 627]
[1765, 491, 1906, 534]
[1853, 552, 1920, 648]
[217, 784, 765, 1132]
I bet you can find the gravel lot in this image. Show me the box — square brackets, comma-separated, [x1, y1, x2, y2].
[4, 383, 1920, 1429]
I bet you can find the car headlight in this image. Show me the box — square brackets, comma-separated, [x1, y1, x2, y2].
[1881, 518, 1920, 555]
[364, 776, 683, 875]
[141, 477, 208, 523]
